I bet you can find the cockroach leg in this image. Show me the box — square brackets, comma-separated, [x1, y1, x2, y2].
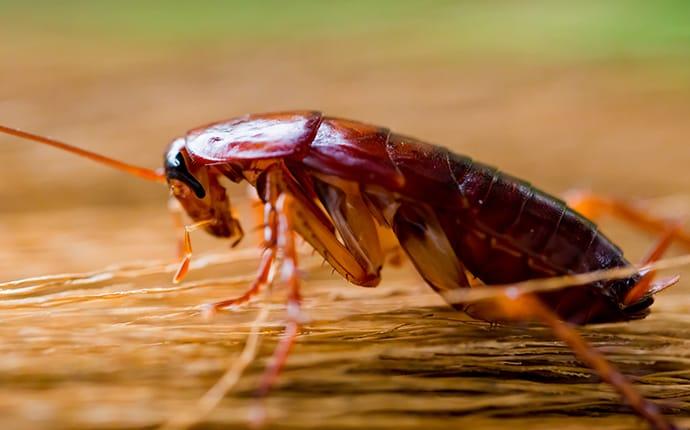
[205, 248, 276, 316]
[256, 194, 304, 398]
[173, 219, 214, 283]
[246, 183, 265, 245]
[564, 190, 690, 250]
[468, 289, 676, 430]
[487, 293, 676, 430]
[207, 168, 281, 315]
[312, 178, 384, 279]
[287, 188, 382, 287]
[565, 190, 684, 309]
[252, 173, 393, 400]
[624, 222, 682, 306]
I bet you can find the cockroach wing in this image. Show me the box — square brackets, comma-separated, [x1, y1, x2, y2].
[185, 111, 323, 164]
[302, 118, 405, 190]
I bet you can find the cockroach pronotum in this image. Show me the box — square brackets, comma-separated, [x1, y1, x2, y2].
[2, 111, 689, 430]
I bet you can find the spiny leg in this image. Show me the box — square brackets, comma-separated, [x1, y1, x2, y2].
[284, 174, 382, 287]
[247, 183, 266, 246]
[255, 168, 385, 397]
[491, 293, 677, 430]
[256, 193, 302, 397]
[204, 248, 276, 315]
[564, 190, 690, 250]
[208, 168, 281, 313]
[311, 177, 384, 280]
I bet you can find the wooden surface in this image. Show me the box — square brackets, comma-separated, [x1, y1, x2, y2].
[1, 202, 689, 429]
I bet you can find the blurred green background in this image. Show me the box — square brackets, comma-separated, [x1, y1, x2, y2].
[2, 0, 690, 60]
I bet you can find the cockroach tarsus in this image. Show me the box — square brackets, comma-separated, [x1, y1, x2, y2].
[1, 111, 689, 430]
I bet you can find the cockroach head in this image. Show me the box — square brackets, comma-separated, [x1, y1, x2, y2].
[163, 139, 244, 243]
[164, 141, 206, 199]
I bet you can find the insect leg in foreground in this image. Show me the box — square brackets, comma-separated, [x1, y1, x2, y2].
[488, 292, 678, 430]
[255, 193, 301, 397]
[437, 221, 683, 430]
[253, 166, 385, 397]
[205, 174, 282, 313]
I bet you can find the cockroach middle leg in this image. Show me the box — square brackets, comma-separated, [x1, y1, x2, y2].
[252, 168, 388, 399]
[475, 293, 677, 430]
[247, 183, 266, 245]
[256, 193, 303, 398]
[204, 248, 276, 316]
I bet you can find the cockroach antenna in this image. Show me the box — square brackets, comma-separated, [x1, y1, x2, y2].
[0, 124, 167, 183]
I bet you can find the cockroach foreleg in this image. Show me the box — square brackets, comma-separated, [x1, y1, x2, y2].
[173, 219, 214, 283]
[312, 179, 384, 279]
[491, 293, 677, 430]
[565, 190, 690, 250]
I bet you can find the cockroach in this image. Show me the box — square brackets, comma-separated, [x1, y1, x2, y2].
[1, 111, 688, 430]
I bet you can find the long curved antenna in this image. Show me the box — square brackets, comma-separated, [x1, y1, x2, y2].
[0, 124, 167, 183]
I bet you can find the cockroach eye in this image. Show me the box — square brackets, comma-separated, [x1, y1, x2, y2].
[164, 152, 206, 199]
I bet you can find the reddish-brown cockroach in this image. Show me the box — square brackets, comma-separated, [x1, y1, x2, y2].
[2, 111, 689, 430]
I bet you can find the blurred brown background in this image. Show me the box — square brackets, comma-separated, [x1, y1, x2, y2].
[2, 1, 690, 279]
[0, 2, 689, 429]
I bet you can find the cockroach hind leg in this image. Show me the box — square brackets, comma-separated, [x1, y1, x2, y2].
[494, 294, 679, 430]
[564, 189, 690, 251]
